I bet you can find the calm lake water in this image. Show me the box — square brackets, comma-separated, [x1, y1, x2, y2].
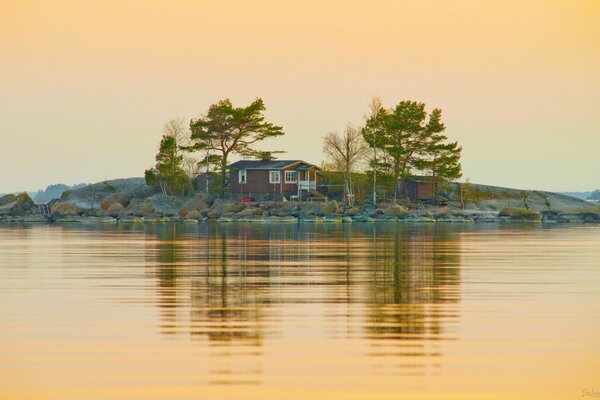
[0, 223, 599, 399]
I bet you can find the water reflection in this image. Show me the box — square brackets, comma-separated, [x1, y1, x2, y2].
[144, 223, 462, 380]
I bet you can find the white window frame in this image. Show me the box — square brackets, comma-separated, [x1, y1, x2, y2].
[238, 169, 247, 184]
[269, 170, 280, 184]
[285, 170, 297, 183]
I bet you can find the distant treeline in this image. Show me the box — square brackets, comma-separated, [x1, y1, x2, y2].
[560, 190, 600, 201]
[31, 183, 88, 203]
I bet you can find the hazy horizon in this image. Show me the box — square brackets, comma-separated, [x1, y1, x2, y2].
[1, 0, 599, 193]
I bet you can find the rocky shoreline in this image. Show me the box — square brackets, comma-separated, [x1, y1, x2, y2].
[2, 178, 599, 226]
[2, 208, 599, 225]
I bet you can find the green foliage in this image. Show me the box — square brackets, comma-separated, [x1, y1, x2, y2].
[362, 100, 462, 200]
[189, 98, 284, 195]
[145, 135, 192, 196]
[103, 182, 118, 194]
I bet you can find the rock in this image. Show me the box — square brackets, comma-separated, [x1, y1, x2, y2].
[207, 211, 221, 219]
[323, 216, 342, 223]
[341, 216, 353, 223]
[0, 192, 35, 216]
[321, 200, 342, 215]
[300, 216, 324, 223]
[345, 207, 361, 216]
[51, 202, 81, 217]
[401, 214, 436, 223]
[119, 217, 144, 224]
[185, 210, 202, 220]
[57, 178, 155, 210]
[179, 194, 213, 217]
[124, 199, 154, 217]
[105, 203, 125, 217]
[184, 218, 199, 224]
[499, 207, 540, 222]
[147, 194, 185, 216]
[236, 208, 256, 217]
[100, 193, 125, 210]
[351, 215, 368, 223]
[0, 194, 17, 206]
[385, 203, 409, 217]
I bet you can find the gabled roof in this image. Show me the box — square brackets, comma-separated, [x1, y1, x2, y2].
[228, 160, 320, 170]
[403, 175, 441, 183]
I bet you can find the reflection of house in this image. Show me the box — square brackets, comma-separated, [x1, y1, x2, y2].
[399, 176, 439, 201]
[229, 160, 322, 200]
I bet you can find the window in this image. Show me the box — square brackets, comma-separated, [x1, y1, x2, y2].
[238, 169, 247, 184]
[285, 170, 297, 183]
[269, 170, 280, 184]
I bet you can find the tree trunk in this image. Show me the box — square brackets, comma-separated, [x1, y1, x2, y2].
[393, 159, 400, 202]
[219, 154, 228, 197]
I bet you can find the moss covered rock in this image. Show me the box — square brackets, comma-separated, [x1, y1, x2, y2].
[51, 202, 82, 217]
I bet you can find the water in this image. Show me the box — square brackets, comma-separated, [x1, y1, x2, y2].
[0, 223, 599, 399]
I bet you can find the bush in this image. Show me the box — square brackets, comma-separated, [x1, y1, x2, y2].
[385, 203, 409, 217]
[51, 202, 81, 216]
[322, 200, 342, 214]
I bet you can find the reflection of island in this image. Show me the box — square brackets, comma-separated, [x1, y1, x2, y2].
[146, 223, 462, 379]
[363, 225, 461, 376]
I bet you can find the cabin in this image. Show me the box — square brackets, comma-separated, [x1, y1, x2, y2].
[399, 176, 439, 201]
[229, 160, 322, 201]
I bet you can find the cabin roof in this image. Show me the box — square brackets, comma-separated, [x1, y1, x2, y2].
[403, 175, 440, 183]
[228, 160, 320, 170]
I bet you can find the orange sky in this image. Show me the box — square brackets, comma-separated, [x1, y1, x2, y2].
[1, 0, 599, 192]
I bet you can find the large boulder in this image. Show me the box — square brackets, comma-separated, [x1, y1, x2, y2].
[123, 198, 155, 217]
[105, 203, 125, 217]
[178, 194, 214, 217]
[147, 194, 185, 216]
[58, 178, 156, 211]
[0, 192, 35, 216]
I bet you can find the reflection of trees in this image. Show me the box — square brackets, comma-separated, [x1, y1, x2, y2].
[190, 225, 264, 345]
[363, 224, 461, 376]
[145, 222, 462, 379]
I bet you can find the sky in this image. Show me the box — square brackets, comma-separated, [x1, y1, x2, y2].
[1, 0, 599, 193]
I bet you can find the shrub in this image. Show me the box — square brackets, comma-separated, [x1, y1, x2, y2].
[51, 203, 81, 216]
[322, 200, 342, 214]
[385, 203, 409, 217]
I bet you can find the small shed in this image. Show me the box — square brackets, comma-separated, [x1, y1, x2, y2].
[399, 176, 439, 201]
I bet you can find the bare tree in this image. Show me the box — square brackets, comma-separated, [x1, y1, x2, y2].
[364, 96, 384, 205]
[323, 124, 370, 206]
[162, 118, 199, 179]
